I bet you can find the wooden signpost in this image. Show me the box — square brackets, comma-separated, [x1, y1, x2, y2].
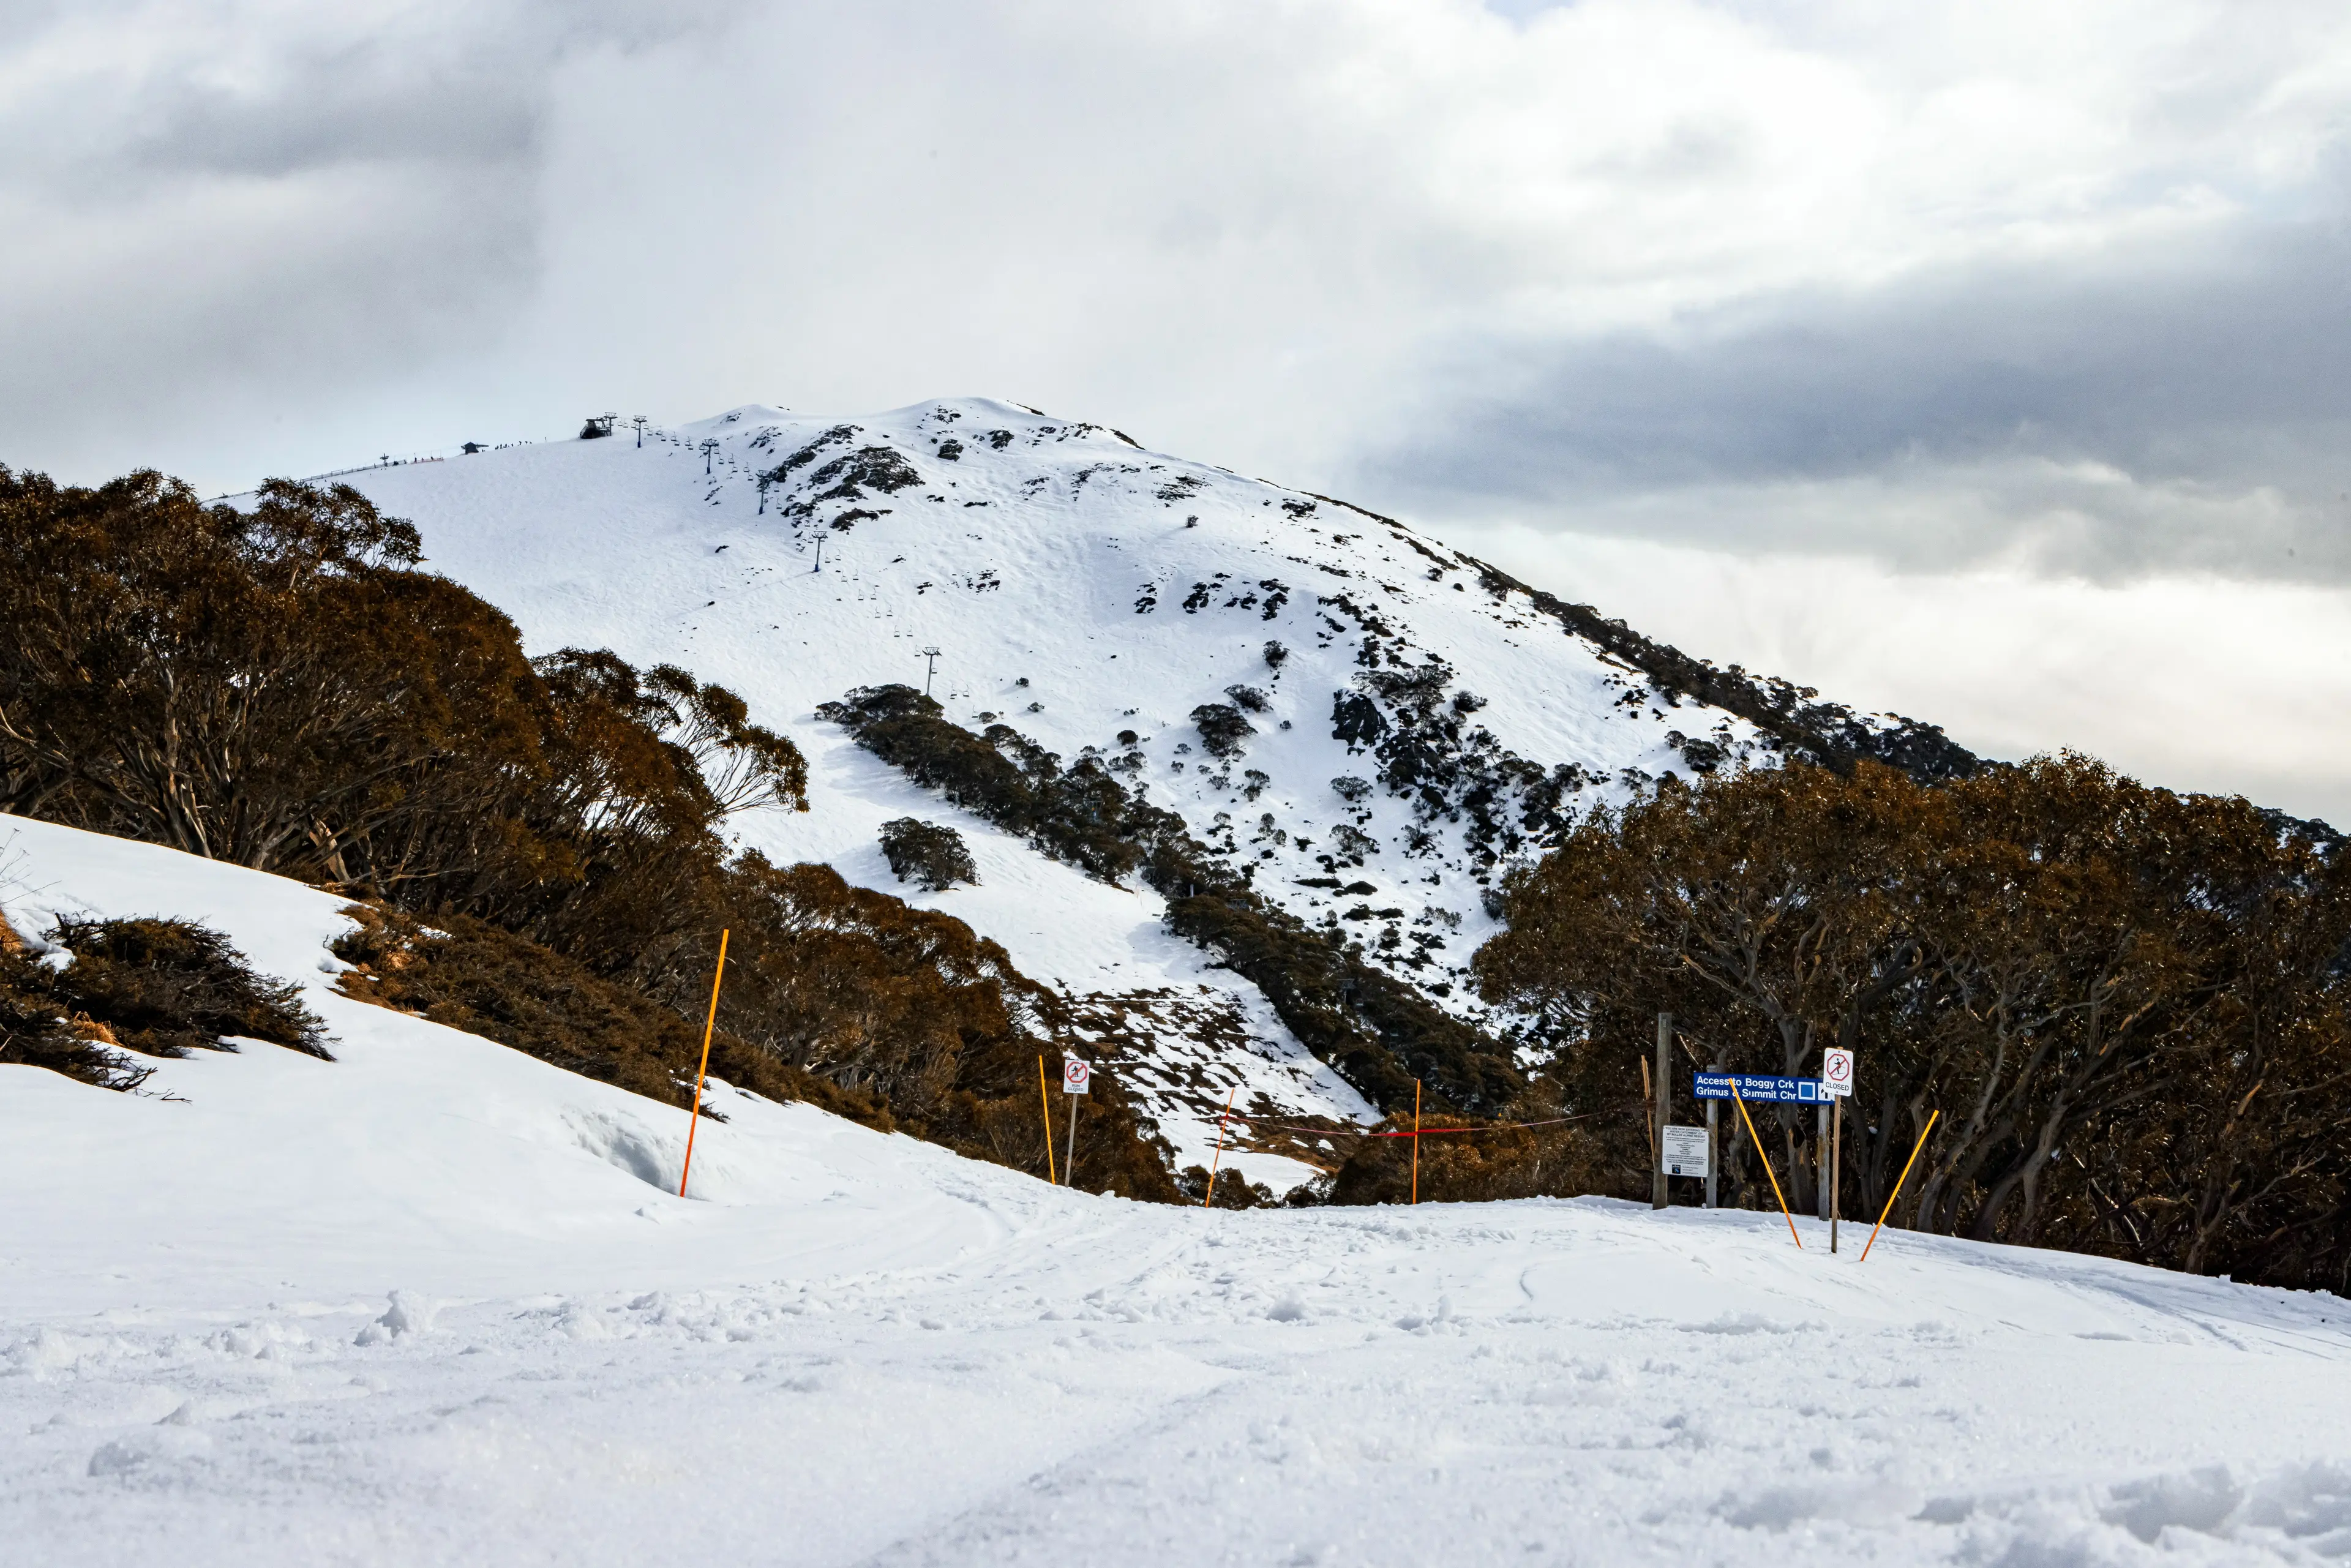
[1683, 1045, 1939, 1264]
[1706, 1061, 1723, 1209]
[1062, 1056, 1090, 1187]
[1411, 1079, 1422, 1206]
[1651, 1013, 1672, 1209]
[1822, 1048, 1853, 1251]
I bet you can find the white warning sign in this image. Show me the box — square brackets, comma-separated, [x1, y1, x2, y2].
[1661, 1124, 1709, 1178]
[1062, 1057, 1092, 1095]
[1822, 1049, 1854, 1099]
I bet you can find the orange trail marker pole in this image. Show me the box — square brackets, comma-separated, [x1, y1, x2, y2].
[1203, 1086, 1237, 1209]
[677, 929, 730, 1198]
[1731, 1080, 1802, 1250]
[1861, 1109, 1940, 1262]
[1037, 1055, 1058, 1186]
[1411, 1079, 1422, 1206]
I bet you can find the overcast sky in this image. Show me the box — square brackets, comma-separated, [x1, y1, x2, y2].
[8, 0, 2350, 819]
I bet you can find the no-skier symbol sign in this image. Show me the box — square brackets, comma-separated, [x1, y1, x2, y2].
[1822, 1049, 1854, 1098]
[1062, 1058, 1092, 1095]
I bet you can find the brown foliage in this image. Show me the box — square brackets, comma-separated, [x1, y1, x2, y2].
[1, 914, 329, 1091]
[1477, 756, 2351, 1290]
[45, 916, 329, 1060]
[1, 463, 1184, 1195]
[1325, 1081, 1614, 1206]
[1, 943, 152, 1090]
[334, 872, 1182, 1201]
[332, 902, 891, 1128]
[0, 467, 805, 936]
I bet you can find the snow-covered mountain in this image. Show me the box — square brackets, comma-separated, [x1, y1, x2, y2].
[339, 400, 1971, 1177]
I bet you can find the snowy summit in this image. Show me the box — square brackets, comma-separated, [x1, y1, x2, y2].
[339, 399, 1968, 1178]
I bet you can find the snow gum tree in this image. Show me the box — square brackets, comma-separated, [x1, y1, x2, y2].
[1477, 756, 2351, 1291]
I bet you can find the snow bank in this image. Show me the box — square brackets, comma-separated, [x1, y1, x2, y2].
[7, 814, 2351, 1564]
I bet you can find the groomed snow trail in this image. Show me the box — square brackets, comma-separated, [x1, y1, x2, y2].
[7, 818, 2351, 1565]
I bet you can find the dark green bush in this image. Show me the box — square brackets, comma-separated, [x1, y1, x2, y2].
[824, 683, 1523, 1118]
[1191, 703, 1254, 757]
[879, 818, 978, 890]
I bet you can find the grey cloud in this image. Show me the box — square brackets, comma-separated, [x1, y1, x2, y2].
[1367, 187, 2351, 582]
[116, 56, 541, 182]
[0, 1, 737, 486]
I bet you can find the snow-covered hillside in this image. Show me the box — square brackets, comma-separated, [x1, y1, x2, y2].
[7, 812, 2351, 1566]
[355, 402, 1748, 984]
[332, 399, 1944, 1163]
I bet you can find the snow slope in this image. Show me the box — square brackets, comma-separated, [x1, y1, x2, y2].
[9, 815, 2351, 1566]
[331, 400, 1793, 1161]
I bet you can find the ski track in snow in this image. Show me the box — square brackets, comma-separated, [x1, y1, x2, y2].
[8, 816, 2351, 1565]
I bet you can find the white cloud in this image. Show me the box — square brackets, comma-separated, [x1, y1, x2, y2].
[1452, 523, 2351, 826]
[7, 0, 2351, 814]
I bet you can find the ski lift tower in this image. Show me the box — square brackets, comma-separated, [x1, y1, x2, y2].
[922, 648, 942, 698]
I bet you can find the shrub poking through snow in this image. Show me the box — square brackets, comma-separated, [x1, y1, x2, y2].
[824, 685, 1523, 1118]
[0, 925, 154, 1091]
[1191, 703, 1255, 759]
[45, 917, 330, 1059]
[879, 819, 978, 891]
[1223, 685, 1270, 713]
[1172, 1165, 1277, 1209]
[1, 912, 326, 1088]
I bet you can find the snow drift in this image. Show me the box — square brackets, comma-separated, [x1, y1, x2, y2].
[7, 811, 2351, 1565]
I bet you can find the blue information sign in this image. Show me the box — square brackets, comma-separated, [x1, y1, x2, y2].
[1693, 1073, 1831, 1104]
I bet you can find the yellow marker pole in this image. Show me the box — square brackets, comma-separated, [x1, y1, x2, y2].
[1861, 1110, 1940, 1262]
[677, 929, 729, 1199]
[1202, 1086, 1237, 1209]
[1731, 1079, 1802, 1250]
[1411, 1079, 1422, 1206]
[1037, 1055, 1058, 1185]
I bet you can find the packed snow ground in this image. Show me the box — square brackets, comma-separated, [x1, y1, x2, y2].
[9, 818, 2351, 1565]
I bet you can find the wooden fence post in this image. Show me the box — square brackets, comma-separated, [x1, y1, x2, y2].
[1706, 1060, 1722, 1210]
[1652, 1013, 1672, 1210]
